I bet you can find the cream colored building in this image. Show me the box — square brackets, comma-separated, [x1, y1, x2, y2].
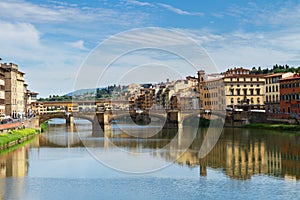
[1, 63, 27, 118]
[224, 68, 265, 110]
[199, 68, 265, 111]
[264, 72, 293, 113]
[200, 76, 225, 111]
[17, 71, 26, 116]
[0, 68, 5, 114]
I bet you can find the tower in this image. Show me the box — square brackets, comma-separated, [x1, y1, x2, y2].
[197, 70, 205, 108]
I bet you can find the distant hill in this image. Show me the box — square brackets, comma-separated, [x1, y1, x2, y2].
[65, 88, 97, 96]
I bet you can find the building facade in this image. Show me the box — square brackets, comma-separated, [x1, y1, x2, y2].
[224, 68, 265, 110]
[1, 62, 27, 118]
[0, 68, 6, 114]
[199, 76, 225, 111]
[199, 68, 265, 111]
[279, 74, 300, 114]
[264, 72, 293, 113]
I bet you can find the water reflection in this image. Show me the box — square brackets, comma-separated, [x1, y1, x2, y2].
[0, 146, 28, 178]
[0, 118, 300, 181]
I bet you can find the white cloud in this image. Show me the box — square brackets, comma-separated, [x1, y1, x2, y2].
[0, 21, 40, 48]
[0, 0, 154, 96]
[67, 40, 88, 51]
[0, 21, 42, 62]
[174, 28, 300, 71]
[0, 20, 86, 96]
[0, 0, 147, 27]
[126, 0, 153, 7]
[157, 3, 203, 16]
[227, 1, 300, 27]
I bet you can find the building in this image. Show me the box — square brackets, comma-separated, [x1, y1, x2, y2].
[0, 67, 6, 114]
[279, 73, 300, 114]
[1, 62, 27, 118]
[199, 74, 225, 111]
[26, 91, 39, 116]
[135, 87, 155, 110]
[264, 72, 293, 113]
[198, 68, 265, 111]
[224, 68, 265, 110]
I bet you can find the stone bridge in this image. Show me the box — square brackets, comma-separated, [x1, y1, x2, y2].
[29, 109, 227, 136]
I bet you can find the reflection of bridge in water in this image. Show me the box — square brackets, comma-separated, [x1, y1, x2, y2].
[35, 119, 300, 181]
[2, 121, 300, 182]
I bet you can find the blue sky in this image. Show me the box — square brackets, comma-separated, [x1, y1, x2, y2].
[1, 0, 300, 97]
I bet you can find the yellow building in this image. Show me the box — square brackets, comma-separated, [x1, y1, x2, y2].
[0, 68, 5, 114]
[1, 63, 27, 117]
[198, 71, 226, 111]
[200, 76, 225, 111]
[264, 72, 293, 113]
[199, 68, 265, 111]
[16, 71, 26, 116]
[224, 68, 265, 110]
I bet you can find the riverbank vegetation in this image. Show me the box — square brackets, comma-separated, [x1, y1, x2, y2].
[243, 123, 300, 131]
[0, 128, 38, 147]
[0, 137, 35, 155]
[41, 122, 48, 132]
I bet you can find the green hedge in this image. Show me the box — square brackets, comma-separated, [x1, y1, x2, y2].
[243, 123, 300, 131]
[0, 128, 38, 146]
[41, 123, 48, 132]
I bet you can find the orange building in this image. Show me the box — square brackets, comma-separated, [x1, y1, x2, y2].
[279, 74, 300, 114]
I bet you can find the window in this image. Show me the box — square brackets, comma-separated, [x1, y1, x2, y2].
[243, 89, 247, 95]
[231, 98, 234, 104]
[257, 97, 260, 104]
[250, 89, 254, 95]
[266, 96, 268, 102]
[251, 97, 254, 104]
[237, 97, 240, 103]
[266, 86, 268, 92]
[230, 89, 234, 95]
[236, 89, 240, 95]
[256, 89, 260, 95]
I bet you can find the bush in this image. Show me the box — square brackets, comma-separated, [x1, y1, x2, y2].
[0, 128, 38, 146]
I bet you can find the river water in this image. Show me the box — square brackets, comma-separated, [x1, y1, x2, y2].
[0, 119, 300, 199]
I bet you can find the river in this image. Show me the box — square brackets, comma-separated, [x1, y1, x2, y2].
[0, 118, 300, 199]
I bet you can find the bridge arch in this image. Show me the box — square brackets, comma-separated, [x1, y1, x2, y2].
[38, 112, 70, 125]
[112, 112, 167, 122]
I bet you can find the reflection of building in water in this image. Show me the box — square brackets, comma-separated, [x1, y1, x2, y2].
[280, 136, 300, 180]
[0, 146, 28, 178]
[266, 145, 281, 178]
[199, 139, 227, 176]
[175, 150, 199, 167]
[225, 139, 267, 180]
[156, 129, 300, 180]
